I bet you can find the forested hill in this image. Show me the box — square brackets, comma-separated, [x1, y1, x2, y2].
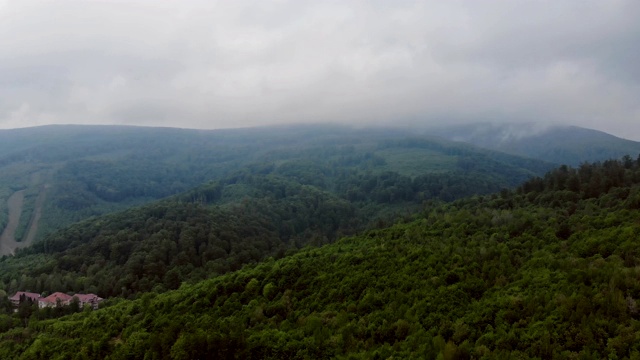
[2, 157, 640, 358]
[431, 122, 640, 166]
[0, 149, 545, 298]
[0, 124, 552, 250]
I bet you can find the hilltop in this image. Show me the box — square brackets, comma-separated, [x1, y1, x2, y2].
[430, 122, 640, 165]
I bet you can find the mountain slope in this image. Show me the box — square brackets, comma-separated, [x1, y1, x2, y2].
[0, 124, 553, 254]
[1, 157, 640, 358]
[431, 122, 640, 165]
[0, 174, 358, 297]
[0, 150, 546, 299]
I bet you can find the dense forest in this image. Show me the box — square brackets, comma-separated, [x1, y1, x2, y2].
[0, 159, 536, 299]
[0, 124, 558, 297]
[0, 124, 553, 246]
[0, 155, 639, 358]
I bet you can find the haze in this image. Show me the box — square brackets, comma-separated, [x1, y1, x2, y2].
[1, 1, 639, 140]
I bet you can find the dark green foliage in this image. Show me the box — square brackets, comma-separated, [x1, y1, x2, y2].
[0, 124, 553, 244]
[0, 154, 546, 299]
[2, 184, 353, 297]
[0, 124, 559, 298]
[0, 157, 640, 358]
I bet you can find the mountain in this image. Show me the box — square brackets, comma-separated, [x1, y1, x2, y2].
[0, 124, 553, 255]
[430, 122, 640, 166]
[1, 157, 639, 358]
[0, 142, 553, 298]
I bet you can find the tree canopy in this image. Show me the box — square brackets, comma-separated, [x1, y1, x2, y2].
[1, 156, 640, 358]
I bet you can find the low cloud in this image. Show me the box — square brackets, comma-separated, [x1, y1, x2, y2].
[0, 0, 638, 139]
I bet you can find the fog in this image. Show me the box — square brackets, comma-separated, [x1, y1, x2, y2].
[1, 1, 639, 139]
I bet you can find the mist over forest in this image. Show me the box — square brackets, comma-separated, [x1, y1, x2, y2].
[0, 123, 637, 358]
[2, 0, 640, 358]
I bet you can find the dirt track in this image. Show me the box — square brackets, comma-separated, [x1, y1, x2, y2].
[0, 190, 25, 256]
[23, 184, 48, 246]
[0, 185, 47, 256]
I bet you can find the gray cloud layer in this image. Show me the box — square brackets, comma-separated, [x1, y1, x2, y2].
[1, 0, 639, 139]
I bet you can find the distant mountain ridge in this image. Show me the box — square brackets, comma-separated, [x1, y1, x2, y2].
[0, 124, 553, 254]
[430, 122, 640, 165]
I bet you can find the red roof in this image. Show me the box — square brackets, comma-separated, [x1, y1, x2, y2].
[9, 291, 41, 302]
[74, 293, 102, 302]
[11, 291, 104, 308]
[40, 292, 73, 305]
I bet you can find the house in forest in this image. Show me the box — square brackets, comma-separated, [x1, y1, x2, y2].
[73, 293, 103, 309]
[38, 292, 73, 308]
[9, 291, 104, 309]
[9, 291, 41, 306]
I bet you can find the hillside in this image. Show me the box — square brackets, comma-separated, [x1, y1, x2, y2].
[0, 157, 639, 358]
[0, 124, 553, 255]
[0, 151, 548, 299]
[430, 122, 640, 166]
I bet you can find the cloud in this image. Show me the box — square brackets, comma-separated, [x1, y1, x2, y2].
[0, 0, 639, 139]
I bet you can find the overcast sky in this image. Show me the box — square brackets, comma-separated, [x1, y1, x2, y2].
[1, 1, 639, 139]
